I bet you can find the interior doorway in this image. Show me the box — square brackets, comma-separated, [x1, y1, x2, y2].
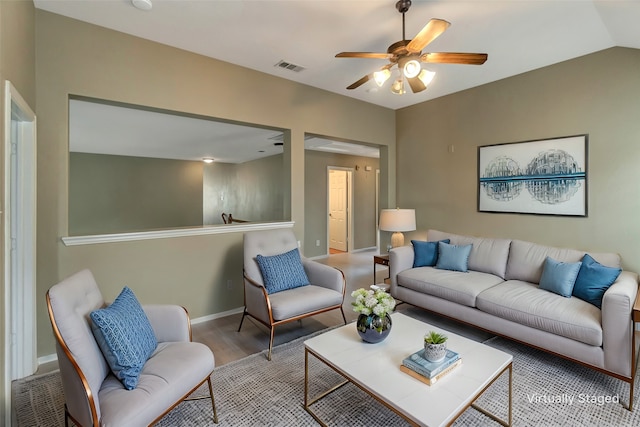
[3, 80, 37, 425]
[327, 167, 353, 254]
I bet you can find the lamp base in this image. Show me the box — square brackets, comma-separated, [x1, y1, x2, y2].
[391, 232, 405, 248]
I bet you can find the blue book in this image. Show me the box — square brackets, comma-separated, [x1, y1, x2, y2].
[402, 349, 460, 378]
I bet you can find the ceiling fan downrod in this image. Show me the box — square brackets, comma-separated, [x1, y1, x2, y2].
[396, 0, 412, 41]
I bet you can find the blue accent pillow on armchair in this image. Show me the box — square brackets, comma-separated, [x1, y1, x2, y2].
[435, 242, 472, 272]
[539, 257, 582, 298]
[90, 286, 158, 390]
[572, 254, 622, 308]
[411, 239, 450, 267]
[256, 248, 310, 294]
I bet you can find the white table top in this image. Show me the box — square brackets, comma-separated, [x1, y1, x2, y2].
[304, 312, 512, 427]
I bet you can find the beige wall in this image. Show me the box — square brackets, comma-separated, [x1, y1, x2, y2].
[70, 153, 204, 234]
[396, 47, 640, 272]
[35, 10, 395, 357]
[304, 150, 380, 257]
[204, 154, 285, 225]
[0, 0, 36, 418]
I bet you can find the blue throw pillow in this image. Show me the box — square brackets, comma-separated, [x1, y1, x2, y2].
[256, 248, 310, 294]
[435, 242, 472, 272]
[539, 257, 582, 298]
[572, 254, 622, 308]
[90, 287, 157, 390]
[411, 239, 450, 267]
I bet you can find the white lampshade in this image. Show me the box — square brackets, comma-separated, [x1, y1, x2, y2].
[373, 69, 391, 87]
[379, 208, 416, 248]
[403, 59, 421, 78]
[417, 69, 436, 87]
[390, 78, 405, 95]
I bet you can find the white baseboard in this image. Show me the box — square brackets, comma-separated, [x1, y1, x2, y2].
[190, 306, 244, 325]
[308, 246, 378, 261]
[37, 353, 58, 366]
[37, 307, 246, 368]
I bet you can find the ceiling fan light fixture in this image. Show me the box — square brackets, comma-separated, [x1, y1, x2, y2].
[373, 69, 391, 87]
[390, 78, 405, 95]
[403, 59, 421, 78]
[417, 69, 436, 87]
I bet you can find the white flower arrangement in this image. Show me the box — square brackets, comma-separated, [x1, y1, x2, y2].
[351, 288, 397, 318]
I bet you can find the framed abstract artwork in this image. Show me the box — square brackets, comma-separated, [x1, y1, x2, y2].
[478, 134, 588, 216]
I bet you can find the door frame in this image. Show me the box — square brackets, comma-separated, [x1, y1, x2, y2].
[3, 80, 37, 425]
[326, 166, 354, 254]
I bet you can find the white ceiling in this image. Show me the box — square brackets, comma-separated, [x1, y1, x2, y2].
[34, 0, 640, 111]
[46, 0, 640, 162]
[69, 98, 380, 163]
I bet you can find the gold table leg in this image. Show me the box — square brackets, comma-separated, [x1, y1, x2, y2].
[469, 362, 512, 427]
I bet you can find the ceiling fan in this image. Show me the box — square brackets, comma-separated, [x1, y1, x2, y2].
[336, 0, 488, 94]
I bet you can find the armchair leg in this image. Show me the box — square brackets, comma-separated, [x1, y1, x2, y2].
[267, 326, 275, 361]
[207, 377, 219, 423]
[340, 307, 347, 325]
[237, 309, 247, 332]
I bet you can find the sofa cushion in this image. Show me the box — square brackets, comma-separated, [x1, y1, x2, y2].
[427, 230, 511, 279]
[436, 242, 472, 272]
[539, 257, 582, 298]
[573, 254, 622, 308]
[476, 280, 602, 346]
[90, 287, 158, 390]
[256, 248, 309, 294]
[411, 239, 449, 267]
[505, 239, 621, 284]
[397, 267, 504, 307]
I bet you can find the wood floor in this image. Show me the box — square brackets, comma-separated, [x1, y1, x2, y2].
[192, 248, 493, 367]
[192, 248, 388, 366]
[36, 248, 490, 374]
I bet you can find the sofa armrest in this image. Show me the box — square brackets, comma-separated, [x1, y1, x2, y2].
[389, 246, 415, 296]
[601, 270, 639, 376]
[143, 305, 191, 343]
[302, 258, 345, 294]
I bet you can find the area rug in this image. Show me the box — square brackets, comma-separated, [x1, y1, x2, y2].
[13, 332, 640, 426]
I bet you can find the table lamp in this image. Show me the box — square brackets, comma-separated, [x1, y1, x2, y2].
[379, 208, 416, 249]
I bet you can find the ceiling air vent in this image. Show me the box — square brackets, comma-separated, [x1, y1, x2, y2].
[274, 60, 306, 73]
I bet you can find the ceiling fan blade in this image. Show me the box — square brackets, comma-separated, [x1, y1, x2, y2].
[407, 76, 427, 93]
[406, 18, 451, 54]
[346, 74, 372, 90]
[336, 52, 393, 59]
[420, 52, 488, 65]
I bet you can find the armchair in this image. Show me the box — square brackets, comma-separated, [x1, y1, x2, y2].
[239, 229, 347, 360]
[46, 269, 218, 426]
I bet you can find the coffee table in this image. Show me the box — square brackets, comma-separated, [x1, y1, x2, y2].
[304, 312, 512, 426]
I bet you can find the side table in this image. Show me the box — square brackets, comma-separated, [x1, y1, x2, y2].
[373, 254, 389, 285]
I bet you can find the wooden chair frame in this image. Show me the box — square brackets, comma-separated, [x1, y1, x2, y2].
[46, 292, 218, 426]
[238, 269, 347, 361]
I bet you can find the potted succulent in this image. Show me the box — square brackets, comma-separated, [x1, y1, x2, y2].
[424, 331, 448, 362]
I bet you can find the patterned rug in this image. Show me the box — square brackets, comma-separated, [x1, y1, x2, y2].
[12, 331, 640, 426]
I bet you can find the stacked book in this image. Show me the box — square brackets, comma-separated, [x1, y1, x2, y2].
[400, 348, 462, 385]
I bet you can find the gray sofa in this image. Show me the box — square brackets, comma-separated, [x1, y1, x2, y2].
[390, 229, 639, 408]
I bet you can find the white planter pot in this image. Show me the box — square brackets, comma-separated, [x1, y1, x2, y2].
[424, 342, 447, 363]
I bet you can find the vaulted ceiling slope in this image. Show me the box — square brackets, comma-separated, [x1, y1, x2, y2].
[34, 0, 640, 110]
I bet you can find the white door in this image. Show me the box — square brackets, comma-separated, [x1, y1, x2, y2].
[329, 169, 348, 252]
[3, 81, 37, 427]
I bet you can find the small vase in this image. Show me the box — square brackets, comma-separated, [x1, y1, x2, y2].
[356, 313, 392, 343]
[424, 342, 447, 363]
